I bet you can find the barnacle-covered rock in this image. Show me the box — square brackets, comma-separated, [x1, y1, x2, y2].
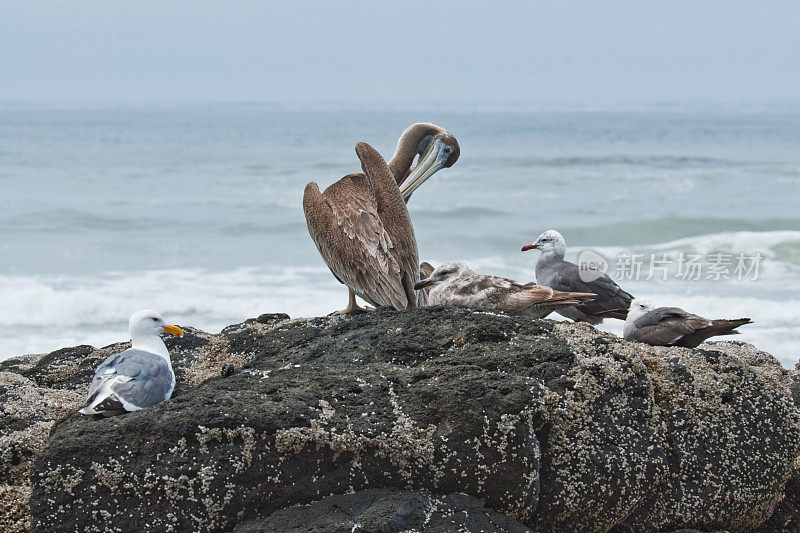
[4, 306, 798, 532]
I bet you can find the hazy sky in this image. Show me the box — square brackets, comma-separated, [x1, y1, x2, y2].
[2, 1, 799, 104]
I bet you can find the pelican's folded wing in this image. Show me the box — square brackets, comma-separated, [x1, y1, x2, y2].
[303, 176, 410, 310]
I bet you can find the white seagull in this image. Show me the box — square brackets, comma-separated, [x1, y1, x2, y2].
[522, 229, 633, 324]
[80, 310, 183, 416]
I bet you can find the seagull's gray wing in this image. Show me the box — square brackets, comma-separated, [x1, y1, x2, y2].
[629, 307, 710, 346]
[111, 350, 174, 408]
[544, 262, 633, 318]
[85, 348, 173, 411]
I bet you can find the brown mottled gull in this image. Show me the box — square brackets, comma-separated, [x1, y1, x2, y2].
[414, 261, 595, 319]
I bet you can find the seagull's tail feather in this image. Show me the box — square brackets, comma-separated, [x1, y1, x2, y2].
[704, 317, 753, 336]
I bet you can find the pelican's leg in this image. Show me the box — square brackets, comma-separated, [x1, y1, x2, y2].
[329, 288, 374, 315]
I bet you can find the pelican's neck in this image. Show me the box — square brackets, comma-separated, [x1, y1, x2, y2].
[387, 123, 440, 185]
[131, 333, 170, 361]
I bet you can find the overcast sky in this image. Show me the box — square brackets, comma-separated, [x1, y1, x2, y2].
[2, 1, 799, 104]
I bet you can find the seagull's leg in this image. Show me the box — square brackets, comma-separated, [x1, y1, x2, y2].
[329, 288, 374, 315]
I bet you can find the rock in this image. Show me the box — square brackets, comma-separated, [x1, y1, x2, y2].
[16, 345, 96, 390]
[234, 488, 531, 532]
[30, 308, 550, 531]
[256, 313, 291, 324]
[2, 306, 797, 532]
[0, 367, 84, 533]
[752, 465, 800, 533]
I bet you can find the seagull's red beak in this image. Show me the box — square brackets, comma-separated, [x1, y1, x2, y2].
[521, 244, 538, 252]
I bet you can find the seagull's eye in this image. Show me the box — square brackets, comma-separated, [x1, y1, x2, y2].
[151, 317, 159, 322]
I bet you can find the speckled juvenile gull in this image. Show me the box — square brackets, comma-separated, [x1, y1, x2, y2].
[79, 309, 183, 416]
[414, 261, 595, 319]
[522, 230, 634, 324]
[623, 298, 752, 348]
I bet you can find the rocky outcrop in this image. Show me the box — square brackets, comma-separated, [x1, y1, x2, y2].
[2, 307, 799, 532]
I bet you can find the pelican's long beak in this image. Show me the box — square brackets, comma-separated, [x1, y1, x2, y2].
[521, 243, 539, 252]
[162, 324, 183, 337]
[399, 138, 449, 200]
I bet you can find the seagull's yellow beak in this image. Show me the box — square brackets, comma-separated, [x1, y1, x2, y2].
[162, 324, 183, 337]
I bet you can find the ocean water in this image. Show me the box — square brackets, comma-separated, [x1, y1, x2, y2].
[1, 103, 798, 366]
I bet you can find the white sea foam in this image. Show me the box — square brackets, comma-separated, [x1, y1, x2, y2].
[0, 267, 347, 359]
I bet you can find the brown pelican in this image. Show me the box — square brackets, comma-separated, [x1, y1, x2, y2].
[623, 298, 751, 348]
[304, 125, 459, 313]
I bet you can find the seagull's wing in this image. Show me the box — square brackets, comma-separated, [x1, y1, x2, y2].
[502, 282, 595, 313]
[83, 348, 173, 413]
[85, 351, 127, 405]
[111, 350, 174, 408]
[547, 262, 633, 318]
[429, 274, 512, 309]
[630, 307, 710, 346]
[434, 274, 593, 315]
